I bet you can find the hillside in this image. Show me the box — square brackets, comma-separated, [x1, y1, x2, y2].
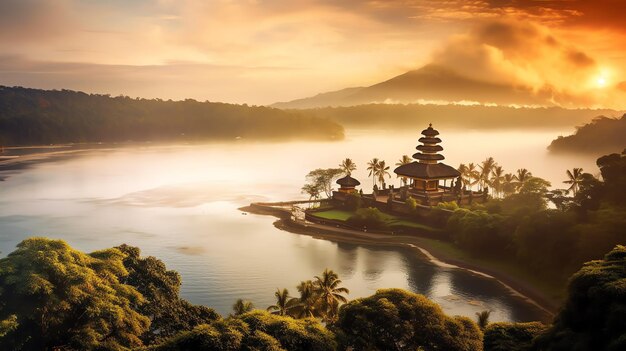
[289, 104, 622, 130]
[548, 114, 626, 154]
[0, 86, 344, 146]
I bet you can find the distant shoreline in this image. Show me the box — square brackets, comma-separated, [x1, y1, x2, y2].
[241, 202, 559, 321]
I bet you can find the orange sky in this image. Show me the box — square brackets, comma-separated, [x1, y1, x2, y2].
[0, 0, 625, 108]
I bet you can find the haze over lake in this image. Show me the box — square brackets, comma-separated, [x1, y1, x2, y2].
[0, 128, 598, 321]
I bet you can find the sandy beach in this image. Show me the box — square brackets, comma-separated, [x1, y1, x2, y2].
[242, 203, 560, 320]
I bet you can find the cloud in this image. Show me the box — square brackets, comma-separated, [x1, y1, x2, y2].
[0, 0, 75, 42]
[430, 19, 623, 108]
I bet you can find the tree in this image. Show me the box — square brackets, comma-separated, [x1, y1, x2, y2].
[534, 245, 626, 351]
[563, 168, 584, 196]
[267, 288, 298, 316]
[458, 163, 469, 188]
[476, 310, 491, 330]
[490, 166, 505, 198]
[396, 155, 412, 186]
[483, 322, 546, 351]
[238, 310, 336, 351]
[313, 269, 349, 323]
[518, 176, 551, 196]
[375, 160, 391, 188]
[514, 169, 532, 188]
[301, 182, 322, 200]
[479, 157, 497, 190]
[347, 207, 388, 230]
[115, 244, 219, 344]
[232, 299, 255, 316]
[467, 163, 480, 190]
[339, 158, 357, 176]
[366, 158, 380, 188]
[0, 238, 150, 350]
[304, 168, 343, 199]
[335, 289, 483, 351]
[291, 280, 319, 319]
[502, 173, 517, 196]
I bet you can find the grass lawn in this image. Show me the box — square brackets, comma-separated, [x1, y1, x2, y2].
[311, 209, 354, 221]
[311, 209, 436, 231]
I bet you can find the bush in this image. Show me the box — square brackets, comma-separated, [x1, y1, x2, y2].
[437, 201, 459, 211]
[534, 245, 626, 351]
[483, 322, 546, 351]
[153, 311, 335, 351]
[335, 288, 483, 351]
[346, 207, 387, 229]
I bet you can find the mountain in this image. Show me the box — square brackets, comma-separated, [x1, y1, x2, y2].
[272, 64, 549, 109]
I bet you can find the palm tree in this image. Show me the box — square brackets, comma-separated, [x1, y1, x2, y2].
[375, 160, 391, 188]
[563, 168, 584, 196]
[457, 164, 469, 188]
[467, 163, 480, 191]
[313, 269, 349, 322]
[232, 299, 254, 316]
[502, 173, 517, 197]
[490, 166, 505, 198]
[514, 168, 532, 190]
[267, 288, 297, 316]
[396, 155, 412, 186]
[292, 280, 318, 319]
[339, 158, 357, 176]
[476, 310, 491, 330]
[366, 158, 380, 189]
[479, 157, 497, 190]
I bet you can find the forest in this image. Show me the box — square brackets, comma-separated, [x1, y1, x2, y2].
[0, 86, 344, 146]
[548, 114, 626, 154]
[287, 103, 623, 130]
[0, 237, 624, 350]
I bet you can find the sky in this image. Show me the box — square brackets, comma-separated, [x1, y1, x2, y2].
[0, 0, 625, 107]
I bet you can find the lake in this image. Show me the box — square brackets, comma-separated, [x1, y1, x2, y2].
[0, 128, 599, 321]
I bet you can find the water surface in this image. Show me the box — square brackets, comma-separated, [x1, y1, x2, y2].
[0, 129, 599, 321]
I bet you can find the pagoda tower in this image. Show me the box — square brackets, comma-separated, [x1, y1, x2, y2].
[394, 124, 460, 193]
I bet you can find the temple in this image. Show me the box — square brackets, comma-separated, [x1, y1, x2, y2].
[393, 124, 461, 205]
[332, 124, 487, 208]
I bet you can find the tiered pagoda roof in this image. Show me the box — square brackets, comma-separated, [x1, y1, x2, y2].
[394, 124, 461, 179]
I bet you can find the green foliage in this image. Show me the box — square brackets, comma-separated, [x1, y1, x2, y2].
[437, 201, 459, 211]
[446, 209, 511, 257]
[233, 299, 255, 316]
[152, 311, 335, 351]
[304, 168, 344, 199]
[534, 245, 626, 351]
[0, 315, 18, 338]
[0, 86, 344, 146]
[116, 244, 219, 345]
[335, 288, 483, 351]
[150, 319, 250, 351]
[346, 207, 388, 230]
[313, 269, 349, 323]
[239, 310, 336, 351]
[406, 196, 418, 212]
[0, 238, 150, 350]
[483, 322, 546, 351]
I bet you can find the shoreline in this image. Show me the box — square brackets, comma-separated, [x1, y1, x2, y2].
[241, 203, 560, 321]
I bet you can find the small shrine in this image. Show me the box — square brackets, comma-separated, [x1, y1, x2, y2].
[336, 175, 360, 193]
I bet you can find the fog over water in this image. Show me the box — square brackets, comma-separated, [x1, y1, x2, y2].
[0, 128, 599, 321]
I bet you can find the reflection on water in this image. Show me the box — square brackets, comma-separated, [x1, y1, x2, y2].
[0, 129, 598, 321]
